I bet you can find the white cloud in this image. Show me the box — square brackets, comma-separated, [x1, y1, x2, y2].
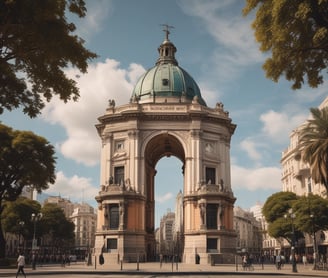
[231, 164, 281, 191]
[155, 192, 173, 204]
[41, 59, 145, 166]
[240, 139, 262, 161]
[198, 83, 224, 106]
[260, 110, 307, 143]
[179, 0, 265, 83]
[127, 63, 146, 85]
[236, 107, 308, 163]
[45, 171, 99, 204]
[73, 0, 113, 40]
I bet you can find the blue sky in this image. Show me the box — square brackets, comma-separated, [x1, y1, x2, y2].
[2, 0, 328, 227]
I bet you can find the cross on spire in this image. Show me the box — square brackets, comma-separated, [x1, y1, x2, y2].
[161, 24, 174, 41]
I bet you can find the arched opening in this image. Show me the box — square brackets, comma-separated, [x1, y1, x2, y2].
[144, 133, 185, 261]
[155, 157, 183, 227]
[154, 156, 183, 261]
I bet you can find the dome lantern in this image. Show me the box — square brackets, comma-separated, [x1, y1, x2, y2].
[156, 25, 178, 66]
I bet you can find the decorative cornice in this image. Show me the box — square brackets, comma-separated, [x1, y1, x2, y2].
[96, 107, 236, 136]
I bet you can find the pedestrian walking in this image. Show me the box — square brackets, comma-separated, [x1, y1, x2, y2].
[302, 254, 307, 266]
[99, 253, 104, 265]
[276, 254, 282, 270]
[260, 254, 265, 269]
[16, 252, 26, 278]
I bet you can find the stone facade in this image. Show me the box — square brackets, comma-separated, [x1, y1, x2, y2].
[234, 206, 262, 256]
[94, 31, 237, 264]
[281, 96, 328, 258]
[70, 203, 97, 251]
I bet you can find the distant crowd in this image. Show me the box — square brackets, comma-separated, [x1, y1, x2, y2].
[241, 252, 327, 270]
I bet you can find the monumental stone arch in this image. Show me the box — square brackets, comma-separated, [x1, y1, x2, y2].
[95, 27, 237, 265]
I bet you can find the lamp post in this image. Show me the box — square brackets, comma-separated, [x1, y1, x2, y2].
[31, 212, 42, 270]
[284, 209, 297, 273]
[31, 213, 42, 250]
[18, 221, 25, 250]
[176, 231, 179, 270]
[310, 214, 317, 270]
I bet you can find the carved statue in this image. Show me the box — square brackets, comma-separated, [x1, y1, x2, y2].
[192, 95, 199, 104]
[125, 178, 132, 191]
[108, 99, 115, 107]
[216, 102, 224, 110]
[200, 203, 206, 225]
[218, 205, 222, 227]
[119, 203, 125, 226]
[220, 179, 224, 191]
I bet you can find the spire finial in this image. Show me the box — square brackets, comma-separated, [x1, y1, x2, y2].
[156, 24, 178, 66]
[161, 24, 174, 41]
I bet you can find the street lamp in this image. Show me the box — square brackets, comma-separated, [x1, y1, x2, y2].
[31, 213, 42, 270]
[18, 221, 25, 249]
[284, 209, 297, 273]
[31, 213, 42, 250]
[310, 214, 317, 270]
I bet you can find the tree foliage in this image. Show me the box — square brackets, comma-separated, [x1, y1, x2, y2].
[0, 0, 97, 117]
[293, 194, 328, 234]
[1, 199, 75, 254]
[299, 107, 328, 195]
[0, 123, 56, 258]
[1, 197, 41, 240]
[262, 192, 302, 244]
[243, 0, 328, 90]
[263, 191, 328, 245]
[262, 191, 298, 222]
[41, 203, 75, 250]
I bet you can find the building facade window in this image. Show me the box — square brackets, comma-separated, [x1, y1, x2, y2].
[207, 238, 217, 252]
[115, 141, 124, 150]
[206, 204, 217, 229]
[205, 167, 216, 184]
[307, 177, 312, 193]
[109, 205, 119, 229]
[114, 166, 124, 185]
[107, 238, 117, 250]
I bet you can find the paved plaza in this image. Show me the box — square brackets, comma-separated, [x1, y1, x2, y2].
[0, 262, 327, 278]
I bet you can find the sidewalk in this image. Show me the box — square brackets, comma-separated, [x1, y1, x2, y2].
[0, 261, 327, 277]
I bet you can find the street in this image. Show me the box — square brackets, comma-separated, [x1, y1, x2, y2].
[8, 274, 328, 278]
[1, 262, 327, 278]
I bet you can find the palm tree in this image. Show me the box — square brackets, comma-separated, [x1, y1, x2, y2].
[299, 107, 328, 196]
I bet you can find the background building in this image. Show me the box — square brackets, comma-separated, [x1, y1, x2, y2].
[250, 203, 278, 260]
[280, 96, 328, 258]
[44, 196, 97, 253]
[44, 196, 75, 218]
[70, 202, 97, 255]
[159, 210, 175, 259]
[234, 206, 262, 257]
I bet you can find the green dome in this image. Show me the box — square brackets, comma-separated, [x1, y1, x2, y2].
[131, 31, 207, 106]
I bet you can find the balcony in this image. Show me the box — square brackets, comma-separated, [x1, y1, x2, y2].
[294, 167, 310, 180]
